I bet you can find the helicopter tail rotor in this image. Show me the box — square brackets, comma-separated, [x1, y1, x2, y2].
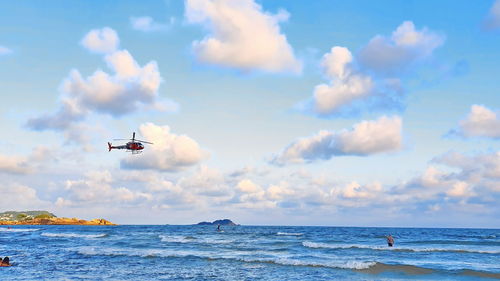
[108, 142, 112, 152]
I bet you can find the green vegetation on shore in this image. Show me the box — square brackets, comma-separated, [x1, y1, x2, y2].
[0, 211, 56, 221]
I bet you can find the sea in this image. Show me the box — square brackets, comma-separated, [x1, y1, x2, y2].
[0, 225, 499, 280]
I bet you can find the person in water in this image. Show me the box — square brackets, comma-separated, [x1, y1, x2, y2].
[0, 257, 10, 267]
[386, 235, 395, 247]
[217, 224, 221, 231]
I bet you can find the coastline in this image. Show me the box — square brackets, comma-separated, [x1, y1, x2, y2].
[0, 217, 115, 226]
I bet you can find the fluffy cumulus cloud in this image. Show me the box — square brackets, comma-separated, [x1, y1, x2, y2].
[59, 170, 152, 206]
[0, 146, 57, 174]
[359, 21, 444, 75]
[271, 116, 402, 165]
[376, 150, 500, 211]
[0, 183, 49, 210]
[80, 27, 119, 54]
[305, 21, 443, 116]
[0, 154, 31, 174]
[313, 47, 374, 114]
[41, 149, 498, 224]
[185, 0, 301, 73]
[0, 45, 12, 55]
[237, 179, 262, 193]
[484, 0, 500, 30]
[341, 182, 382, 199]
[450, 104, 500, 139]
[26, 28, 172, 144]
[130, 16, 173, 32]
[121, 122, 207, 171]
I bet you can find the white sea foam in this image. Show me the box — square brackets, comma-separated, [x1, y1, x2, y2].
[75, 246, 212, 259]
[0, 228, 40, 232]
[243, 257, 376, 270]
[302, 241, 500, 254]
[75, 246, 376, 270]
[158, 235, 194, 243]
[42, 232, 107, 239]
[277, 232, 303, 236]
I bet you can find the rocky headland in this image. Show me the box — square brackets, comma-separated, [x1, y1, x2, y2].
[0, 211, 115, 225]
[196, 219, 238, 226]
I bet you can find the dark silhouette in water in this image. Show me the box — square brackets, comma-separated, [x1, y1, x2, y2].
[386, 235, 394, 247]
[0, 257, 10, 267]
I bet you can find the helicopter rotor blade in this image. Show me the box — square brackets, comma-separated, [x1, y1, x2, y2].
[135, 139, 153, 144]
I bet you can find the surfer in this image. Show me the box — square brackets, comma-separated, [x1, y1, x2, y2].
[0, 257, 10, 267]
[217, 224, 221, 232]
[386, 235, 394, 247]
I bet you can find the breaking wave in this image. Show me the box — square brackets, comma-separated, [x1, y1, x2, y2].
[0, 228, 40, 232]
[302, 241, 500, 254]
[277, 232, 303, 236]
[42, 232, 107, 239]
[74, 246, 375, 270]
[159, 235, 233, 244]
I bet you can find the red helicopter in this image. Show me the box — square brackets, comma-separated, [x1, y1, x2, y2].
[108, 132, 153, 154]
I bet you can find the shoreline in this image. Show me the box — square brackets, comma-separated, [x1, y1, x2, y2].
[0, 217, 115, 226]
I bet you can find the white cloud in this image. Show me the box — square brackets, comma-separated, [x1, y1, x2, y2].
[63, 170, 151, 205]
[42, 148, 498, 224]
[266, 181, 294, 200]
[80, 27, 119, 54]
[121, 123, 207, 171]
[359, 21, 444, 75]
[185, 0, 301, 73]
[176, 165, 230, 197]
[0, 45, 12, 55]
[313, 47, 374, 114]
[0, 154, 30, 174]
[342, 181, 382, 199]
[0, 183, 49, 210]
[237, 179, 262, 193]
[27, 28, 173, 145]
[433, 150, 500, 180]
[419, 166, 447, 187]
[130, 16, 172, 32]
[61, 49, 162, 116]
[271, 116, 402, 165]
[0, 146, 57, 174]
[484, 0, 500, 30]
[446, 181, 471, 198]
[305, 21, 442, 116]
[26, 98, 86, 131]
[451, 105, 500, 139]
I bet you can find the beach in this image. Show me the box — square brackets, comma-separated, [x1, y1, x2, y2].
[0, 225, 498, 280]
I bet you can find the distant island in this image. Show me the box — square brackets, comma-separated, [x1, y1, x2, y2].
[196, 219, 238, 226]
[0, 210, 115, 225]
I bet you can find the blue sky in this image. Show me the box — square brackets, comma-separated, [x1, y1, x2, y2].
[0, 0, 499, 227]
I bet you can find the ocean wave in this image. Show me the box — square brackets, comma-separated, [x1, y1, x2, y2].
[277, 232, 303, 236]
[0, 228, 40, 232]
[158, 235, 195, 243]
[76, 247, 206, 259]
[360, 262, 500, 277]
[460, 269, 500, 279]
[159, 235, 233, 244]
[357, 262, 434, 275]
[75, 246, 376, 270]
[257, 258, 375, 270]
[41, 232, 107, 239]
[302, 241, 500, 254]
